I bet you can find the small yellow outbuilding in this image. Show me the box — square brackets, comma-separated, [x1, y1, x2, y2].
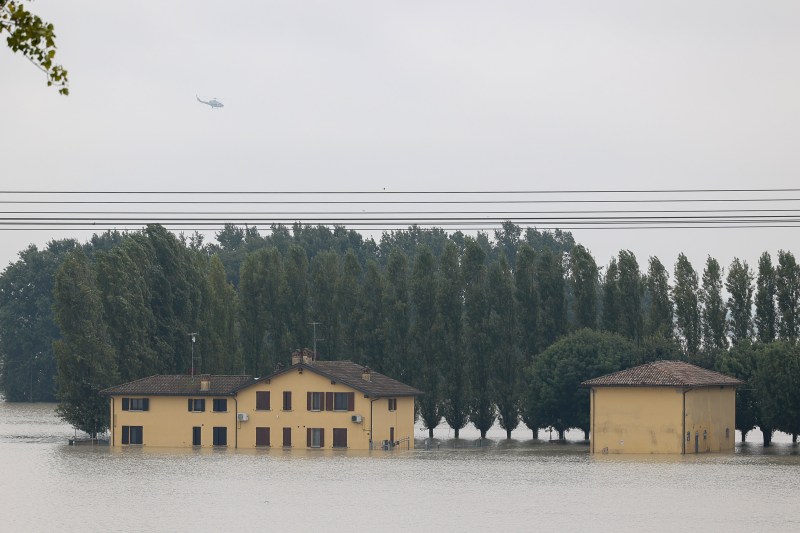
[101, 352, 422, 450]
[581, 360, 743, 454]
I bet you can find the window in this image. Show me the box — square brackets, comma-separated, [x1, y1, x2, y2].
[283, 427, 292, 447]
[308, 391, 323, 411]
[388, 398, 397, 411]
[282, 391, 292, 411]
[332, 428, 347, 448]
[121, 426, 143, 445]
[188, 399, 206, 412]
[213, 427, 227, 446]
[192, 426, 201, 446]
[307, 428, 324, 448]
[213, 399, 228, 412]
[256, 391, 271, 411]
[333, 392, 354, 412]
[122, 398, 149, 411]
[256, 427, 270, 447]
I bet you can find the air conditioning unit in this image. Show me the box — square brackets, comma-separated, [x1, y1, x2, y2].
[237, 413, 249, 422]
[351, 415, 363, 423]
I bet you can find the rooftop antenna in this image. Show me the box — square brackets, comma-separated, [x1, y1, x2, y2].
[309, 322, 323, 360]
[188, 332, 198, 380]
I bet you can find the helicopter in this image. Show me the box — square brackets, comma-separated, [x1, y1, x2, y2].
[196, 95, 224, 109]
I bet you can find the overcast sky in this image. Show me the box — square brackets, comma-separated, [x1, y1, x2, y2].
[2, 1, 800, 275]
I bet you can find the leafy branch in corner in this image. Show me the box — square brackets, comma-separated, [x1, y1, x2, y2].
[1, 0, 68, 95]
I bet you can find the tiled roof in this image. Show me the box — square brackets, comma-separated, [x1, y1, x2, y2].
[581, 361, 744, 388]
[245, 360, 424, 397]
[101, 375, 254, 396]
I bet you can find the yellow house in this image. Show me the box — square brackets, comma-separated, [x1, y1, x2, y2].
[581, 360, 743, 454]
[101, 354, 422, 450]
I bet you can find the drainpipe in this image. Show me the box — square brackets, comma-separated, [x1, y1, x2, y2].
[590, 388, 595, 454]
[234, 396, 238, 449]
[110, 397, 114, 447]
[682, 387, 693, 454]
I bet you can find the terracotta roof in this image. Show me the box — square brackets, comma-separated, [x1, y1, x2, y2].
[101, 375, 254, 396]
[581, 360, 744, 388]
[244, 361, 424, 397]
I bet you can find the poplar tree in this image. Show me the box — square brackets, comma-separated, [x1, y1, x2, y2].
[617, 250, 643, 343]
[776, 250, 800, 341]
[755, 252, 777, 343]
[488, 257, 520, 438]
[309, 250, 340, 360]
[726, 258, 753, 346]
[672, 254, 701, 360]
[463, 238, 495, 438]
[644, 256, 673, 339]
[358, 260, 386, 370]
[601, 258, 621, 334]
[514, 245, 539, 359]
[411, 246, 440, 438]
[537, 248, 566, 348]
[700, 256, 728, 352]
[437, 243, 468, 438]
[383, 248, 411, 382]
[284, 245, 310, 351]
[337, 250, 362, 357]
[203, 255, 241, 374]
[569, 244, 598, 330]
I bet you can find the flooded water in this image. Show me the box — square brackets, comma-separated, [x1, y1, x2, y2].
[1, 402, 799, 532]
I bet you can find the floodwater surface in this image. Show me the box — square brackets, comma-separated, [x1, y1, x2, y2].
[1, 402, 798, 532]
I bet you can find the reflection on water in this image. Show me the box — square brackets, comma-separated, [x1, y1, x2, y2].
[1, 402, 799, 532]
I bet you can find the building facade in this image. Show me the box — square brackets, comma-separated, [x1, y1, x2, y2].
[581, 361, 743, 454]
[101, 356, 422, 450]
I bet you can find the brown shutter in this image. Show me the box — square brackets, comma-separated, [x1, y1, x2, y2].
[142, 398, 149, 411]
[307, 392, 312, 411]
[283, 427, 291, 446]
[266, 427, 270, 447]
[122, 426, 129, 445]
[188, 399, 192, 411]
[320, 429, 324, 448]
[122, 398, 129, 411]
[325, 392, 334, 411]
[266, 391, 270, 410]
[307, 428, 311, 447]
[347, 392, 355, 411]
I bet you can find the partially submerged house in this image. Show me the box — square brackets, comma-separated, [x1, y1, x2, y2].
[581, 360, 743, 454]
[101, 350, 422, 450]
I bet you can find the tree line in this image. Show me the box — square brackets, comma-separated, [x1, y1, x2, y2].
[0, 222, 799, 442]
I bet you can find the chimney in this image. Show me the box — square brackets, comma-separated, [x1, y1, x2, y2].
[291, 349, 302, 366]
[199, 375, 211, 392]
[362, 367, 371, 382]
[302, 347, 315, 365]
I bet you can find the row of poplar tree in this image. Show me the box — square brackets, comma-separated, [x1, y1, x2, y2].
[0, 222, 798, 441]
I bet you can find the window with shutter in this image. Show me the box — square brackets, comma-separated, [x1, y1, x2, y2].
[213, 398, 227, 412]
[333, 392, 351, 411]
[282, 391, 292, 410]
[333, 428, 347, 448]
[122, 398, 130, 411]
[122, 426, 143, 445]
[388, 398, 397, 411]
[256, 427, 270, 447]
[213, 427, 227, 446]
[308, 392, 322, 411]
[256, 391, 271, 410]
[188, 399, 205, 412]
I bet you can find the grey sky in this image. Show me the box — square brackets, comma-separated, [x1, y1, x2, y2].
[2, 1, 800, 274]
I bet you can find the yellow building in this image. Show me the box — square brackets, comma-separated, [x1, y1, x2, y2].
[581, 361, 743, 454]
[101, 354, 422, 450]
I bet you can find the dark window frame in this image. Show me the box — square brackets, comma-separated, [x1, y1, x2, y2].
[188, 398, 206, 412]
[388, 398, 397, 412]
[256, 427, 271, 447]
[332, 428, 347, 448]
[213, 426, 228, 447]
[256, 391, 271, 411]
[282, 391, 292, 411]
[122, 425, 143, 445]
[212, 398, 228, 412]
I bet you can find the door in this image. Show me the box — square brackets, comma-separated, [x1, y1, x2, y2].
[192, 426, 201, 446]
[283, 427, 291, 447]
[694, 432, 699, 454]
